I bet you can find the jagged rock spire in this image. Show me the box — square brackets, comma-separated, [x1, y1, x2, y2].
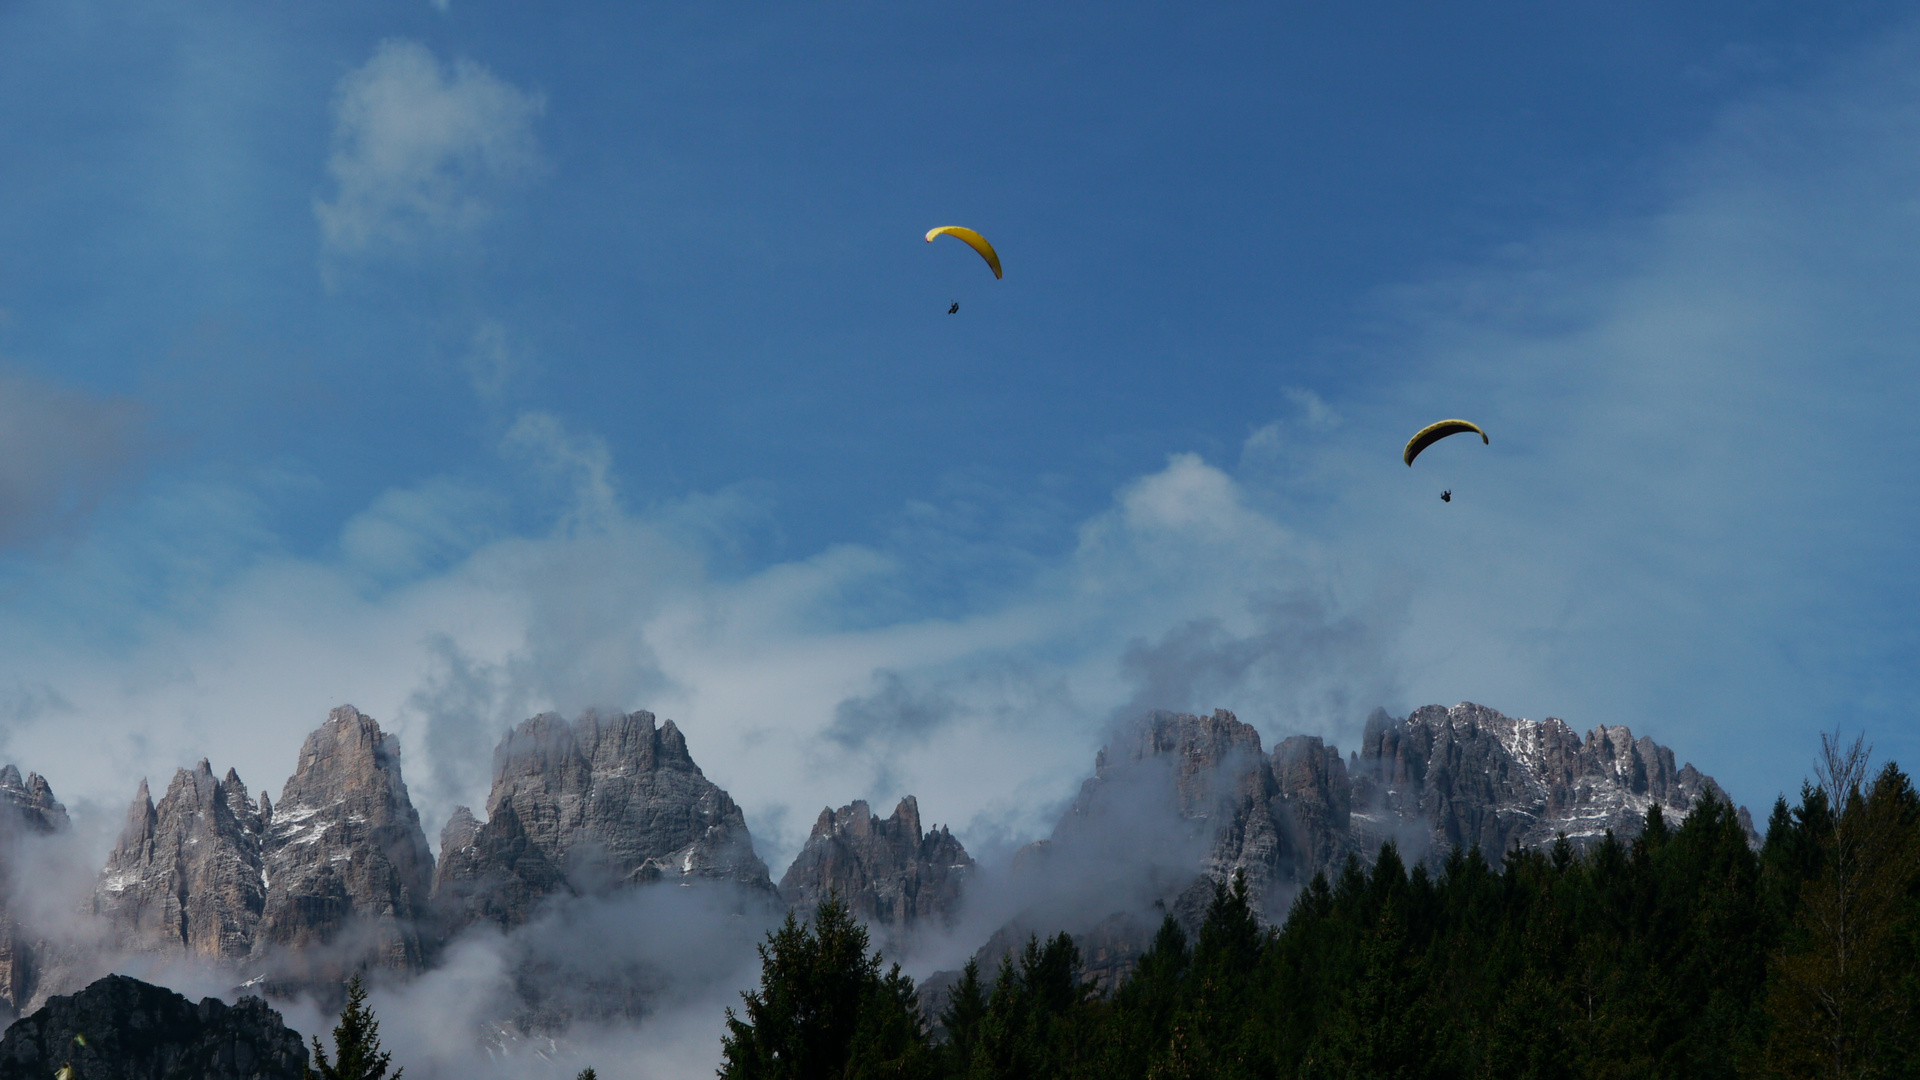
[93, 762, 266, 961]
[778, 795, 973, 951]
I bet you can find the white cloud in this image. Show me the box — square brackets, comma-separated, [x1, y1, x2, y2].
[314, 40, 544, 261]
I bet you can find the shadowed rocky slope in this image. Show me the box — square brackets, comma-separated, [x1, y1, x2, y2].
[0, 974, 305, 1080]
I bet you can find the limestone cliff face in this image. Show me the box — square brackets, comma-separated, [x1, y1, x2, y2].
[778, 797, 972, 949]
[253, 706, 436, 976]
[1272, 734, 1351, 877]
[976, 710, 1294, 991]
[1350, 703, 1750, 857]
[433, 709, 772, 934]
[92, 764, 267, 961]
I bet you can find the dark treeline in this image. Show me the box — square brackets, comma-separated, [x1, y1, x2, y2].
[719, 738, 1920, 1079]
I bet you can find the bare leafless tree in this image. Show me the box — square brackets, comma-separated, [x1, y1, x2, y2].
[1766, 732, 1916, 1079]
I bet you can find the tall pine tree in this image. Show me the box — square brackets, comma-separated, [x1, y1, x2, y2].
[305, 975, 401, 1080]
[720, 895, 933, 1080]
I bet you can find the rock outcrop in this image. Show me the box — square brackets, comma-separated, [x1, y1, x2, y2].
[778, 797, 972, 950]
[0, 974, 306, 1080]
[969, 710, 1292, 991]
[433, 709, 772, 935]
[254, 706, 436, 977]
[93, 764, 268, 961]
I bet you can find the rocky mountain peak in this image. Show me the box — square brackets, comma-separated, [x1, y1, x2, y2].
[93, 762, 266, 962]
[0, 766, 66, 837]
[434, 709, 772, 936]
[0, 763, 67, 1019]
[779, 796, 972, 952]
[253, 705, 435, 980]
[1060, 709, 1284, 890]
[277, 705, 414, 813]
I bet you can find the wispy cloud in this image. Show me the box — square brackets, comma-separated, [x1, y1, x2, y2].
[315, 40, 544, 263]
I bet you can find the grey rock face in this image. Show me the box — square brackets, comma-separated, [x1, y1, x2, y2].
[93, 764, 267, 961]
[1350, 703, 1751, 858]
[0, 974, 306, 1080]
[778, 796, 972, 949]
[1272, 734, 1351, 876]
[433, 709, 772, 934]
[254, 706, 436, 977]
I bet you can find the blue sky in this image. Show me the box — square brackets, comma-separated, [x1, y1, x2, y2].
[2, 2, 1918, 867]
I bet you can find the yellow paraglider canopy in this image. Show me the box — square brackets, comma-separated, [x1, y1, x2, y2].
[925, 226, 1002, 279]
[1403, 419, 1488, 466]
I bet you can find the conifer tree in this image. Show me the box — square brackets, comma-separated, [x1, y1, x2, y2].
[305, 975, 400, 1080]
[1111, 915, 1189, 1078]
[720, 894, 932, 1080]
[937, 959, 987, 1073]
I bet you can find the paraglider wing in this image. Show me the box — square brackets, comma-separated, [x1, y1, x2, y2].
[1403, 419, 1488, 466]
[925, 226, 1003, 279]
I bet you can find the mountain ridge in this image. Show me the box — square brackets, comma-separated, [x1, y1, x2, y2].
[12, 698, 1749, 1030]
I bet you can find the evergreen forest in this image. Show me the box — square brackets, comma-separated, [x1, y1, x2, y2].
[718, 738, 1920, 1079]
